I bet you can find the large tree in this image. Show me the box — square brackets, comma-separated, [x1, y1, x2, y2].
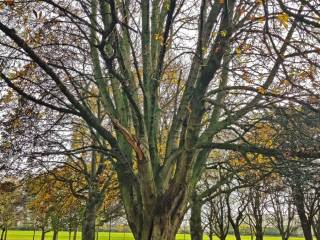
[1, 1, 320, 239]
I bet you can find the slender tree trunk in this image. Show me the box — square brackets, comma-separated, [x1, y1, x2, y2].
[82, 198, 97, 240]
[190, 194, 203, 240]
[73, 224, 78, 240]
[233, 225, 241, 240]
[312, 220, 320, 240]
[3, 229, 7, 240]
[296, 207, 313, 240]
[69, 228, 72, 240]
[41, 228, 46, 240]
[32, 228, 36, 240]
[52, 230, 58, 240]
[220, 236, 227, 240]
[227, 196, 242, 240]
[292, 185, 313, 240]
[314, 230, 320, 240]
[0, 227, 4, 240]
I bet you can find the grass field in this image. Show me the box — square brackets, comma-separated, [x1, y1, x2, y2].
[5, 231, 306, 240]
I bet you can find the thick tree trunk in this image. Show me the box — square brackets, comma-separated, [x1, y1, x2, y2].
[255, 224, 263, 240]
[190, 194, 203, 240]
[82, 197, 97, 240]
[120, 177, 189, 240]
[291, 185, 313, 240]
[296, 207, 313, 240]
[52, 230, 58, 240]
[140, 216, 179, 240]
[116, 140, 204, 240]
[125, 202, 187, 240]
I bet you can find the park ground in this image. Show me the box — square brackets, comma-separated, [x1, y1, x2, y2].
[5, 231, 306, 240]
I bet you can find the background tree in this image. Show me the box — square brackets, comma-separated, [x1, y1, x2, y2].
[0, 180, 21, 240]
[268, 187, 298, 240]
[226, 187, 249, 240]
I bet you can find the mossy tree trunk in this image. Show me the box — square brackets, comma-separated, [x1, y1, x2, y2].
[190, 193, 204, 240]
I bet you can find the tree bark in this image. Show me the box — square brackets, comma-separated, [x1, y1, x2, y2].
[82, 199, 97, 240]
[73, 225, 78, 240]
[312, 217, 320, 240]
[0, 227, 4, 240]
[124, 192, 188, 240]
[227, 197, 242, 240]
[292, 185, 313, 240]
[52, 230, 58, 240]
[190, 194, 203, 240]
[232, 225, 241, 240]
[255, 227, 263, 240]
[137, 215, 180, 240]
[314, 228, 320, 240]
[118, 164, 190, 240]
[32, 229, 36, 240]
[40, 228, 46, 240]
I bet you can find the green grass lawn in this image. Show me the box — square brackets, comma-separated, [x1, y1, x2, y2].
[5, 231, 306, 240]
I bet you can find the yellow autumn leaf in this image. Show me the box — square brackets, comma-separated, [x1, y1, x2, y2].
[277, 12, 289, 28]
[257, 87, 266, 95]
[202, 47, 208, 54]
[220, 30, 227, 37]
[258, 16, 265, 23]
[256, 0, 263, 5]
[154, 33, 164, 42]
[235, 47, 242, 55]
[280, 79, 290, 86]
[164, 1, 170, 11]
